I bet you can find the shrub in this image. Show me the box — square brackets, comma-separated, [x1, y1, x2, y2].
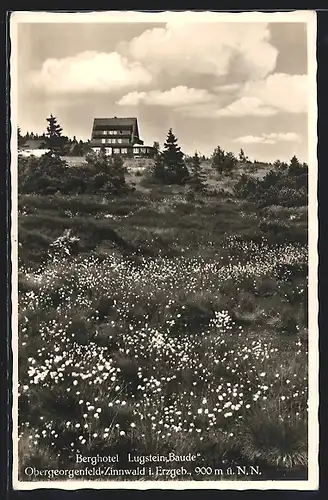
[19, 153, 68, 194]
[187, 152, 207, 194]
[241, 401, 307, 470]
[233, 160, 308, 208]
[19, 149, 132, 196]
[49, 229, 80, 258]
[212, 146, 238, 176]
[86, 151, 128, 195]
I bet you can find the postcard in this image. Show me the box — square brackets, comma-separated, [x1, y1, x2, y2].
[10, 9, 318, 490]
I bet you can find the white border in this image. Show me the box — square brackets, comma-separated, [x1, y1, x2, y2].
[10, 10, 319, 491]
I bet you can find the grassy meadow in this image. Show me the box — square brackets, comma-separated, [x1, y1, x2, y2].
[17, 161, 308, 482]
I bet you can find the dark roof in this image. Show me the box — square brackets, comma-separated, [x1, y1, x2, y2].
[93, 117, 138, 127]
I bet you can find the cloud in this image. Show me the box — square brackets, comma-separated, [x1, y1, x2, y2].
[117, 86, 213, 107]
[212, 83, 243, 94]
[127, 22, 278, 81]
[214, 73, 307, 117]
[243, 73, 308, 113]
[26, 23, 307, 125]
[117, 91, 147, 106]
[29, 51, 152, 94]
[117, 71, 308, 119]
[28, 23, 279, 98]
[216, 96, 277, 117]
[234, 132, 301, 144]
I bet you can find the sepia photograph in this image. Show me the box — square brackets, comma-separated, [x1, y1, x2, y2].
[10, 10, 318, 490]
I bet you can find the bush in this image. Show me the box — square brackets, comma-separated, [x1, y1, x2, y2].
[86, 151, 128, 195]
[233, 160, 307, 208]
[19, 150, 132, 196]
[49, 229, 80, 258]
[19, 153, 68, 194]
[212, 146, 238, 176]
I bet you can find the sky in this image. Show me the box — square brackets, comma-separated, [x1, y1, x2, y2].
[15, 14, 311, 162]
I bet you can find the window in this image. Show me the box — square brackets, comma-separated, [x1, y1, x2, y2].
[121, 148, 128, 154]
[118, 138, 122, 144]
[109, 130, 114, 135]
[113, 148, 120, 154]
[106, 148, 112, 155]
[133, 148, 139, 154]
[101, 138, 106, 144]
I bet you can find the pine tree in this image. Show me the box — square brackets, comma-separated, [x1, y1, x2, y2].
[224, 151, 238, 173]
[155, 128, 189, 184]
[289, 155, 303, 176]
[211, 146, 226, 173]
[188, 151, 207, 193]
[17, 126, 25, 147]
[239, 149, 249, 163]
[274, 159, 288, 172]
[212, 146, 237, 175]
[290, 155, 300, 167]
[46, 114, 63, 153]
[152, 155, 166, 183]
[153, 141, 160, 155]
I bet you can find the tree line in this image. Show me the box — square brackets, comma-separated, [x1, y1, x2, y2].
[18, 114, 308, 200]
[18, 116, 91, 157]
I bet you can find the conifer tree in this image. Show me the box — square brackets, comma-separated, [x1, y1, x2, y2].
[152, 141, 160, 155]
[212, 146, 237, 175]
[46, 114, 63, 153]
[289, 155, 305, 177]
[188, 151, 207, 193]
[211, 146, 226, 173]
[289, 155, 300, 171]
[154, 128, 189, 184]
[17, 126, 25, 147]
[239, 149, 249, 163]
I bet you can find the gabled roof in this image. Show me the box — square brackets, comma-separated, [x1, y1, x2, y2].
[93, 117, 138, 128]
[91, 117, 141, 142]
